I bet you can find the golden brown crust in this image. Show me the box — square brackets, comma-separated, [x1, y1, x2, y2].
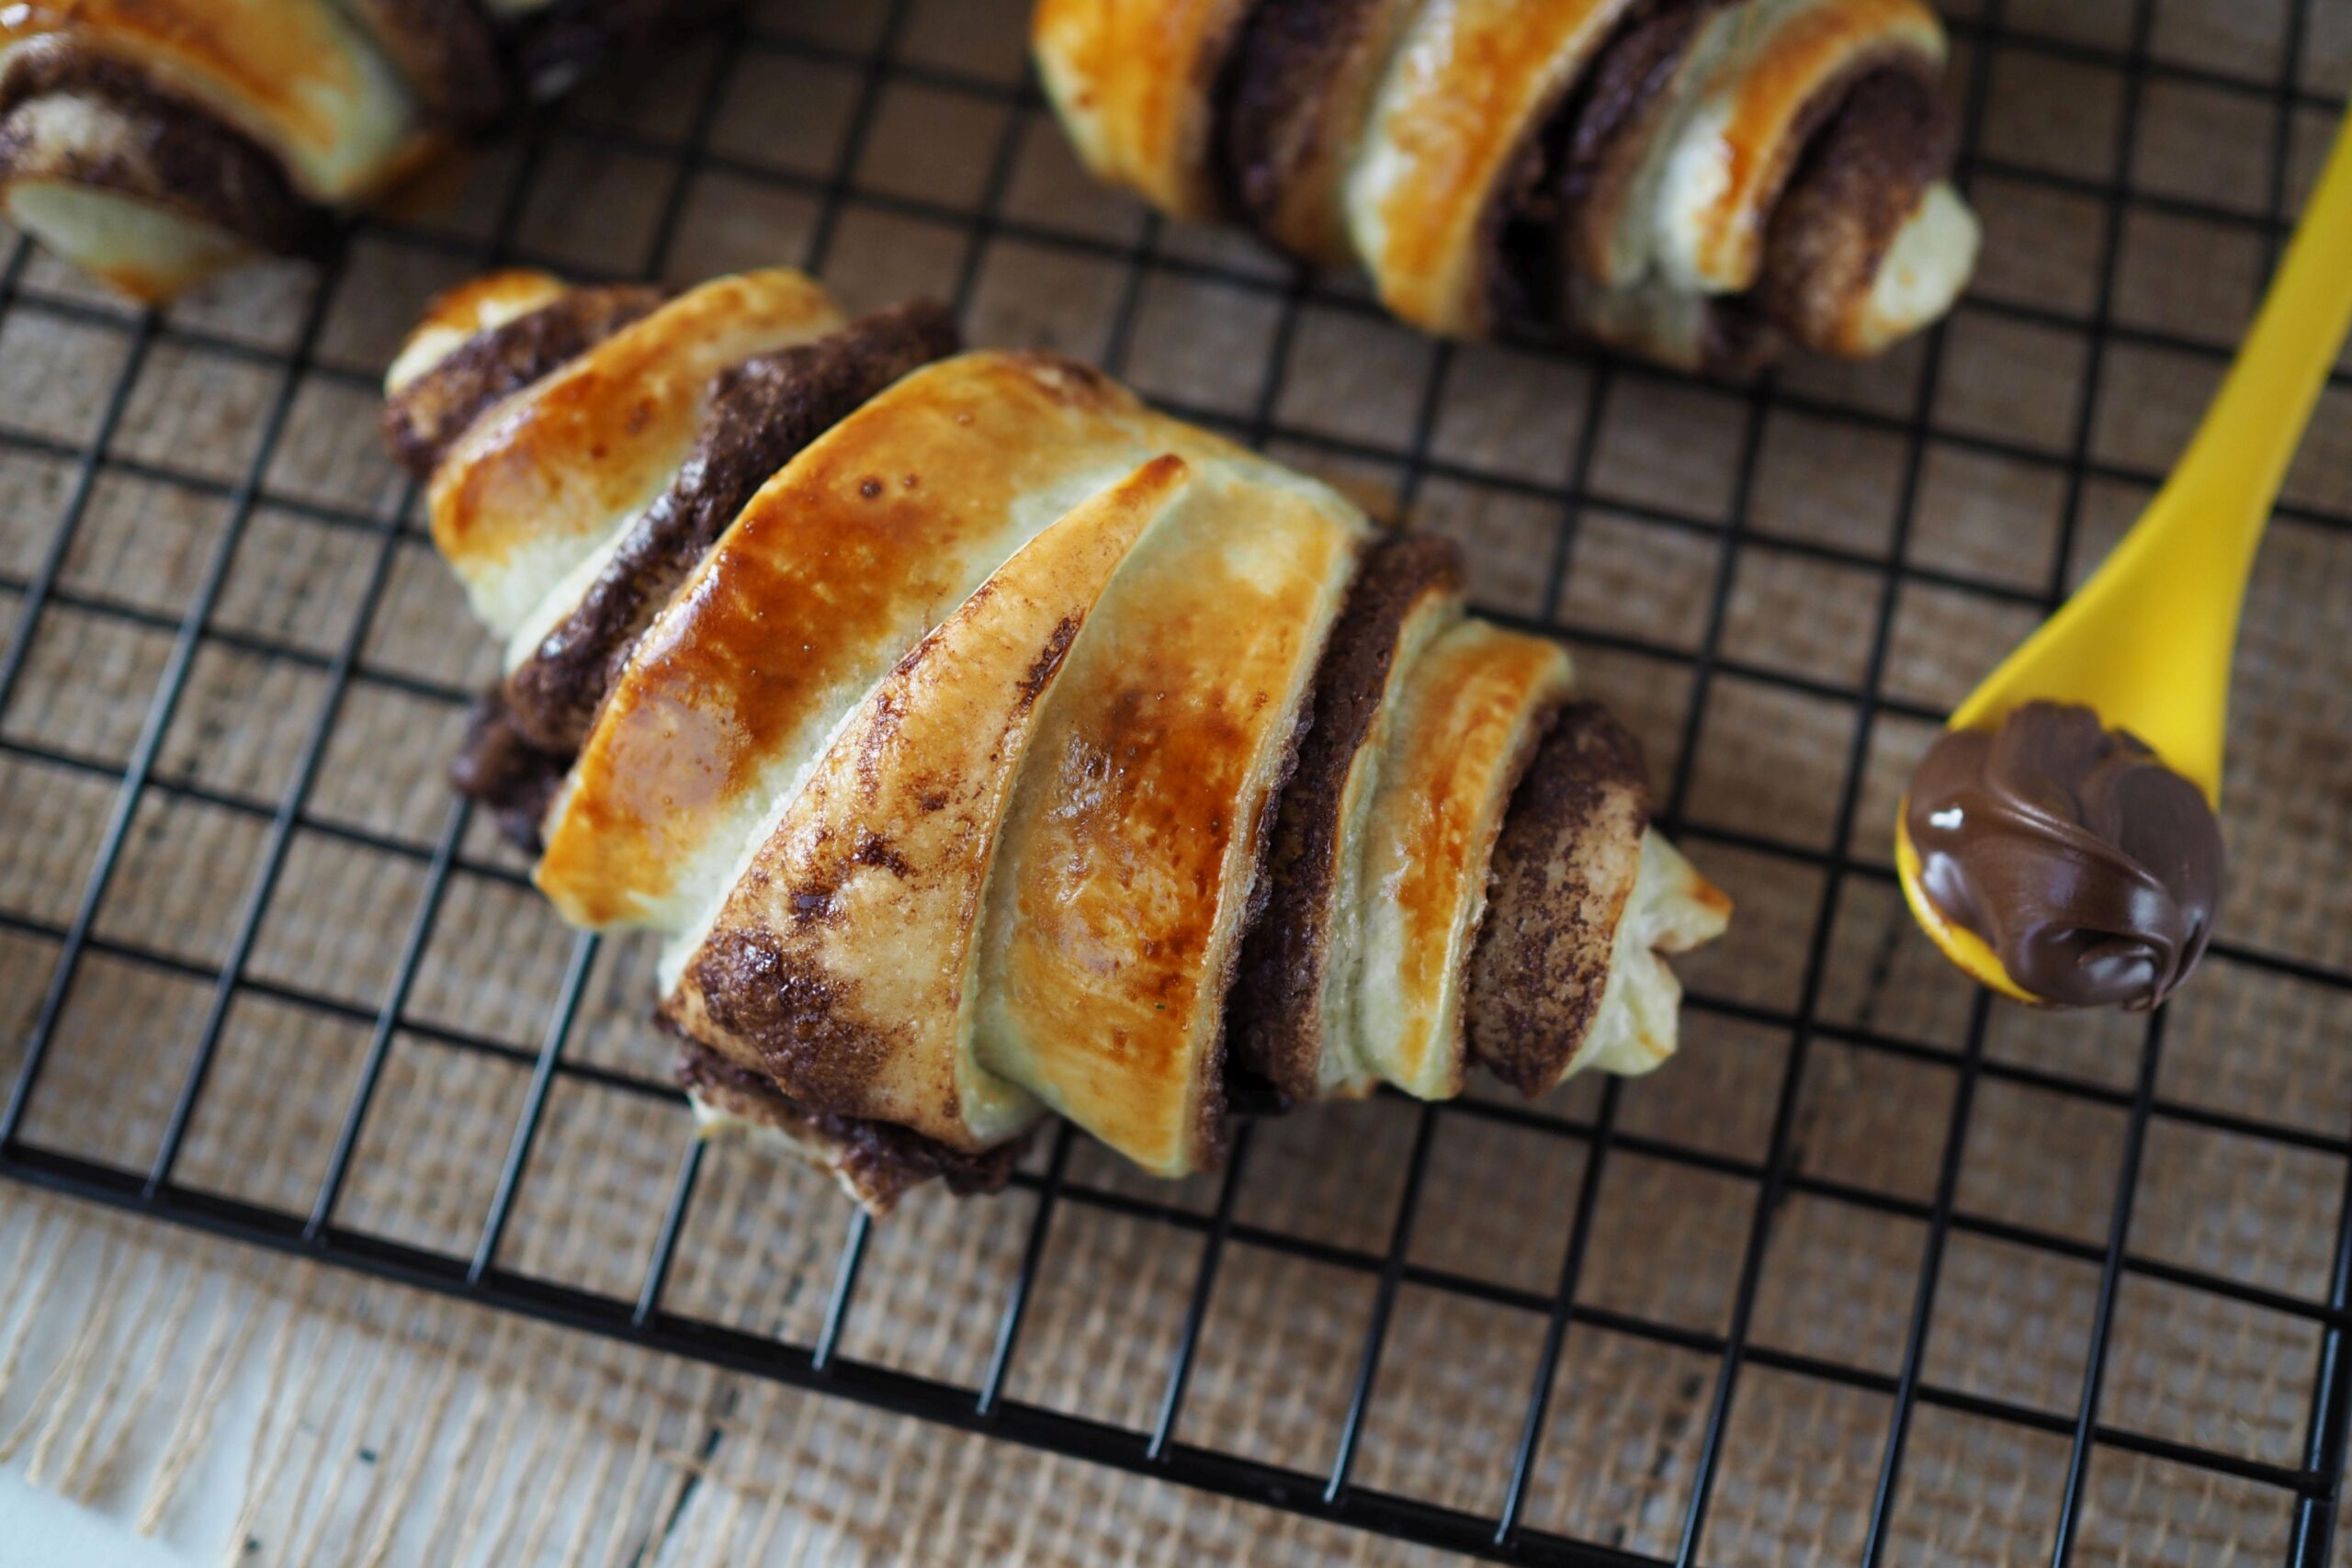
[386, 269, 571, 389]
[1031, 0, 1260, 220]
[537, 350, 1236, 934]
[500, 300, 962, 757]
[1708, 4, 1938, 288]
[664, 457, 1194, 1151]
[974, 458, 1364, 1177]
[0, 1, 730, 301]
[427, 268, 843, 636]
[1036, 0, 1970, 368]
[1348, 0, 1644, 337]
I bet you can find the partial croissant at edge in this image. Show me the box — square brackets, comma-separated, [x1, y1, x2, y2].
[1033, 0, 1981, 368]
[0, 0, 711, 301]
[385, 265, 1732, 1211]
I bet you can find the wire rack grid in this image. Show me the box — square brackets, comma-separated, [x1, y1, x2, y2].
[3, 0, 2351, 1562]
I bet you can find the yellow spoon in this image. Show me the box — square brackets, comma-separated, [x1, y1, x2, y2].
[1897, 111, 2352, 1002]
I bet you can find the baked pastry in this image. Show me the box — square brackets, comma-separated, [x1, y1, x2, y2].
[387, 265, 1732, 1209]
[0, 0, 711, 300]
[1034, 0, 1980, 368]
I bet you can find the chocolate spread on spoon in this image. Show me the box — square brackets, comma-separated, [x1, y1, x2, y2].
[1905, 700, 2223, 1010]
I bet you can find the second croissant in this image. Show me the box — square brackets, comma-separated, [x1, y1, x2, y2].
[1035, 0, 1982, 369]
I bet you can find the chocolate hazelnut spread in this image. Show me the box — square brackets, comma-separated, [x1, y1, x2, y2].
[673, 1035, 1023, 1206]
[1905, 701, 2223, 1010]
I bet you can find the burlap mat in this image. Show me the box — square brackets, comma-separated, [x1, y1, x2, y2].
[3, 0, 2350, 1562]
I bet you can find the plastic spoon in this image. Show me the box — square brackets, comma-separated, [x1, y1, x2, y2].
[1896, 110, 2352, 1001]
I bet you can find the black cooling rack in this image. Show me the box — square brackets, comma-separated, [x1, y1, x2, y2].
[4, 0, 2351, 1562]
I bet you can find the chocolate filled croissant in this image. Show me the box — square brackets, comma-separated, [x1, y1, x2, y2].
[1034, 0, 1980, 369]
[0, 0, 711, 300]
[386, 265, 1731, 1209]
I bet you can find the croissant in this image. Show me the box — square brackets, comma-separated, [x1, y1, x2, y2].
[1033, 0, 1980, 368]
[385, 265, 1731, 1209]
[0, 0, 708, 300]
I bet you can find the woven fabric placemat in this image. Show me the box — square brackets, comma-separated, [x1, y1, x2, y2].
[4, 0, 2351, 1562]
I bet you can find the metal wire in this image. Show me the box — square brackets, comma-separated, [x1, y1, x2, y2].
[2, 5, 2349, 1564]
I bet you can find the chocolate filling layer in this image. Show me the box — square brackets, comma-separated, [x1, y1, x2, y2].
[1520, 0, 1778, 371]
[1758, 63, 1955, 355]
[448, 683, 569, 853]
[1227, 534, 1461, 1103]
[1479, 23, 1629, 334]
[681, 919, 902, 1122]
[514, 0, 735, 103]
[383, 281, 669, 478]
[1192, 596, 1337, 1173]
[1497, 0, 1768, 364]
[1466, 701, 1651, 1095]
[502, 299, 962, 756]
[1550, 0, 1720, 287]
[1216, 0, 1396, 258]
[676, 1035, 1023, 1208]
[348, 0, 513, 131]
[0, 43, 329, 256]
